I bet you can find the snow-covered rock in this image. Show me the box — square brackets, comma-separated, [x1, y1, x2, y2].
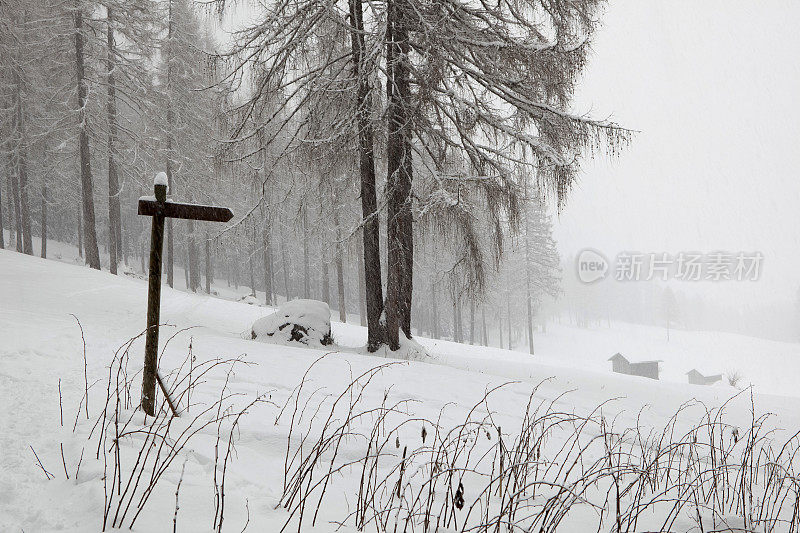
[121, 264, 140, 278]
[251, 299, 333, 346]
[239, 294, 260, 306]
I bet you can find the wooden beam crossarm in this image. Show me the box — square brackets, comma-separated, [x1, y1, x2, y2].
[138, 197, 234, 223]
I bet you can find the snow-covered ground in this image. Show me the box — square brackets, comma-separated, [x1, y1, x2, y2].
[2, 247, 799, 531]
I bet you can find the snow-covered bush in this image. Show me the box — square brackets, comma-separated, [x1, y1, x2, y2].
[277, 368, 800, 533]
[251, 299, 333, 347]
[727, 369, 744, 388]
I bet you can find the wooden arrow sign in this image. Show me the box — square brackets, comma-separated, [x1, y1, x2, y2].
[137, 173, 233, 416]
[138, 198, 234, 222]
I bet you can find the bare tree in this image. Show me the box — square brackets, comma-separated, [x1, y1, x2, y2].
[73, 2, 101, 270]
[105, 7, 122, 274]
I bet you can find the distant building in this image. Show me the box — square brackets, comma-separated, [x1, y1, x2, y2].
[629, 361, 661, 380]
[609, 353, 630, 374]
[686, 369, 723, 386]
[608, 353, 660, 380]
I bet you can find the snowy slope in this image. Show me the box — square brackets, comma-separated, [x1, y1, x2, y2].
[1, 249, 798, 531]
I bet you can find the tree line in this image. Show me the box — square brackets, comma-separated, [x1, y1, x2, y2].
[0, 0, 628, 353]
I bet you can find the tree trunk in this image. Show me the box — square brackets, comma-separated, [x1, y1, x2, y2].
[139, 234, 144, 273]
[263, 224, 273, 305]
[481, 307, 488, 346]
[431, 280, 439, 339]
[74, 8, 100, 270]
[453, 297, 463, 343]
[189, 218, 200, 291]
[451, 300, 457, 342]
[507, 295, 512, 350]
[77, 204, 83, 258]
[3, 163, 13, 250]
[524, 207, 535, 354]
[302, 205, 310, 299]
[332, 206, 346, 322]
[166, 219, 174, 287]
[458, 301, 464, 343]
[165, 0, 175, 287]
[321, 249, 330, 305]
[121, 213, 128, 266]
[385, 0, 414, 349]
[349, 0, 385, 351]
[357, 234, 366, 326]
[335, 254, 346, 321]
[13, 68, 32, 256]
[469, 298, 475, 345]
[106, 9, 122, 275]
[0, 170, 4, 249]
[183, 238, 189, 288]
[259, 136, 274, 306]
[525, 278, 534, 355]
[205, 231, 212, 293]
[40, 180, 46, 258]
[280, 228, 291, 301]
[498, 308, 503, 349]
[233, 252, 239, 290]
[249, 223, 256, 297]
[9, 157, 22, 251]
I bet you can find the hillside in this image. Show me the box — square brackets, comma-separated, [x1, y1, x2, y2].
[2, 249, 799, 531]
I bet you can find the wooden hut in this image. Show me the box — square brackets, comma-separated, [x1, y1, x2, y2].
[609, 353, 660, 380]
[686, 369, 723, 386]
[608, 353, 631, 374]
[629, 360, 660, 380]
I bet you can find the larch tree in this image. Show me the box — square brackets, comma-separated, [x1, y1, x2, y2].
[381, 0, 630, 349]
[3, 2, 35, 256]
[163, 0, 178, 286]
[213, 0, 628, 353]
[154, 0, 219, 290]
[105, 7, 121, 273]
[504, 190, 561, 354]
[212, 0, 391, 349]
[2, 0, 84, 260]
[73, 1, 101, 270]
[0, 0, 232, 291]
[662, 286, 679, 342]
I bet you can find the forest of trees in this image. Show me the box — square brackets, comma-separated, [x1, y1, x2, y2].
[0, 0, 627, 353]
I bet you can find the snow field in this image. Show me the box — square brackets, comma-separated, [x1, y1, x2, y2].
[2, 249, 800, 531]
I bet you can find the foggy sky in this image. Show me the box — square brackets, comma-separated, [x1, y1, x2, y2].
[214, 1, 800, 311]
[560, 1, 800, 306]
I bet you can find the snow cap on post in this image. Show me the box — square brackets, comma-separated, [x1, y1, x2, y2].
[154, 171, 168, 187]
[153, 172, 168, 202]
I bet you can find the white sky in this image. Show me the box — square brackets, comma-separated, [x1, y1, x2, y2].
[559, 1, 800, 303]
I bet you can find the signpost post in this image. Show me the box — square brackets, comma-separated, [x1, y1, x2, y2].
[138, 172, 233, 416]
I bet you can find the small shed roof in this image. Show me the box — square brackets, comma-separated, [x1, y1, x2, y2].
[686, 368, 720, 378]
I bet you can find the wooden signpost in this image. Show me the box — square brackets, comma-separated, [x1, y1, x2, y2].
[137, 172, 233, 416]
